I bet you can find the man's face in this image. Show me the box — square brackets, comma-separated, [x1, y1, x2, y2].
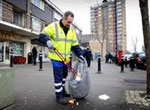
[63, 15, 74, 27]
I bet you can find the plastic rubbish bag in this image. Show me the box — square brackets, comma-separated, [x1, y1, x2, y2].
[69, 60, 90, 99]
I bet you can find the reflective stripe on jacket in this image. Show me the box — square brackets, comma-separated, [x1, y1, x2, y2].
[41, 21, 79, 61]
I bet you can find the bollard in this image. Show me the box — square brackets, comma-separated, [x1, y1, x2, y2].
[10, 55, 13, 67]
[39, 53, 43, 71]
[125, 62, 128, 68]
[120, 59, 124, 73]
[98, 57, 101, 73]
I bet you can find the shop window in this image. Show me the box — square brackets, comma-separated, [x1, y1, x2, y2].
[13, 11, 23, 26]
[10, 42, 24, 56]
[31, 0, 45, 10]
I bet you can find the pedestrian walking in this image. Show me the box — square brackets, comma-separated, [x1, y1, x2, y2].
[105, 53, 109, 63]
[32, 47, 38, 65]
[39, 11, 84, 105]
[108, 53, 113, 64]
[124, 57, 128, 68]
[130, 57, 135, 71]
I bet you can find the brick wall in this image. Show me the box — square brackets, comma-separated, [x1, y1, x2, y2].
[2, 1, 13, 23]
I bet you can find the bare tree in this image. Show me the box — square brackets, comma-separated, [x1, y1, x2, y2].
[93, 0, 109, 58]
[139, 0, 150, 95]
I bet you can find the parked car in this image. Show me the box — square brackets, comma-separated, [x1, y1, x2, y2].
[122, 53, 133, 64]
[135, 52, 146, 70]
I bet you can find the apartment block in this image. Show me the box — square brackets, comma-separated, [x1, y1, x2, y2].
[90, 0, 126, 58]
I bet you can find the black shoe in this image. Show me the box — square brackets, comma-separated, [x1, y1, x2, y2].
[63, 92, 71, 97]
[63, 88, 71, 97]
[56, 97, 74, 105]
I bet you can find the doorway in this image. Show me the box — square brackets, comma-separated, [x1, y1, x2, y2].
[0, 42, 4, 62]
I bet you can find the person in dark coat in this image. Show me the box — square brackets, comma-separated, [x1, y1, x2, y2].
[130, 57, 135, 71]
[83, 47, 92, 67]
[32, 47, 38, 65]
[124, 57, 128, 68]
[109, 53, 113, 64]
[105, 53, 109, 63]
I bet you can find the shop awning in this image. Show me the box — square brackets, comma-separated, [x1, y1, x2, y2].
[31, 39, 47, 47]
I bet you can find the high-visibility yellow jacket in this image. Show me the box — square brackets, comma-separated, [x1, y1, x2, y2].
[41, 21, 79, 61]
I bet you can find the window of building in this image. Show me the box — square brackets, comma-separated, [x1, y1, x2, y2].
[117, 9, 122, 13]
[13, 11, 23, 26]
[32, 16, 41, 32]
[116, 2, 121, 5]
[0, 0, 2, 20]
[10, 42, 24, 56]
[31, 0, 44, 10]
[117, 28, 122, 32]
[117, 32, 122, 36]
[76, 29, 80, 34]
[117, 12, 122, 16]
[54, 11, 62, 21]
[117, 23, 122, 27]
[117, 20, 122, 24]
[116, 5, 121, 9]
[117, 15, 122, 19]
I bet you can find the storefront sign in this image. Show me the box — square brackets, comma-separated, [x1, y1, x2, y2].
[0, 31, 24, 41]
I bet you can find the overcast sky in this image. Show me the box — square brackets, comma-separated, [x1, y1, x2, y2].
[50, 0, 150, 52]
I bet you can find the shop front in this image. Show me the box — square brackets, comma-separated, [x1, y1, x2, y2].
[0, 31, 31, 65]
[10, 42, 26, 64]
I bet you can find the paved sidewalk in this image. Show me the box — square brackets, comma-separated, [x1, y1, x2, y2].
[6, 61, 150, 110]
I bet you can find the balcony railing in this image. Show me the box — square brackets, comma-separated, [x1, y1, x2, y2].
[0, 1, 46, 34]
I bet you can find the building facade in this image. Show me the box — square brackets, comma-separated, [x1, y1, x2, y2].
[0, 0, 82, 64]
[90, 0, 126, 58]
[115, 0, 126, 54]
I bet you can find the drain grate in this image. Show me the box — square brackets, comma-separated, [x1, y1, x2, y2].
[123, 79, 146, 84]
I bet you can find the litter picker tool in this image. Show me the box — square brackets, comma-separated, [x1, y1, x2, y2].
[53, 48, 81, 80]
[53, 48, 79, 104]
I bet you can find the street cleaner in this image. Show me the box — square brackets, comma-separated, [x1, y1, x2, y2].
[39, 11, 84, 105]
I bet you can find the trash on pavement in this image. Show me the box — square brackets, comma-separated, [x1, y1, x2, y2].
[76, 102, 79, 105]
[98, 94, 110, 100]
[68, 99, 76, 104]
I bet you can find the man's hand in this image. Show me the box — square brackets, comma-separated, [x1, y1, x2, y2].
[79, 55, 85, 63]
[46, 40, 54, 50]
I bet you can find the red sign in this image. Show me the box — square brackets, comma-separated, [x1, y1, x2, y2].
[118, 50, 123, 63]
